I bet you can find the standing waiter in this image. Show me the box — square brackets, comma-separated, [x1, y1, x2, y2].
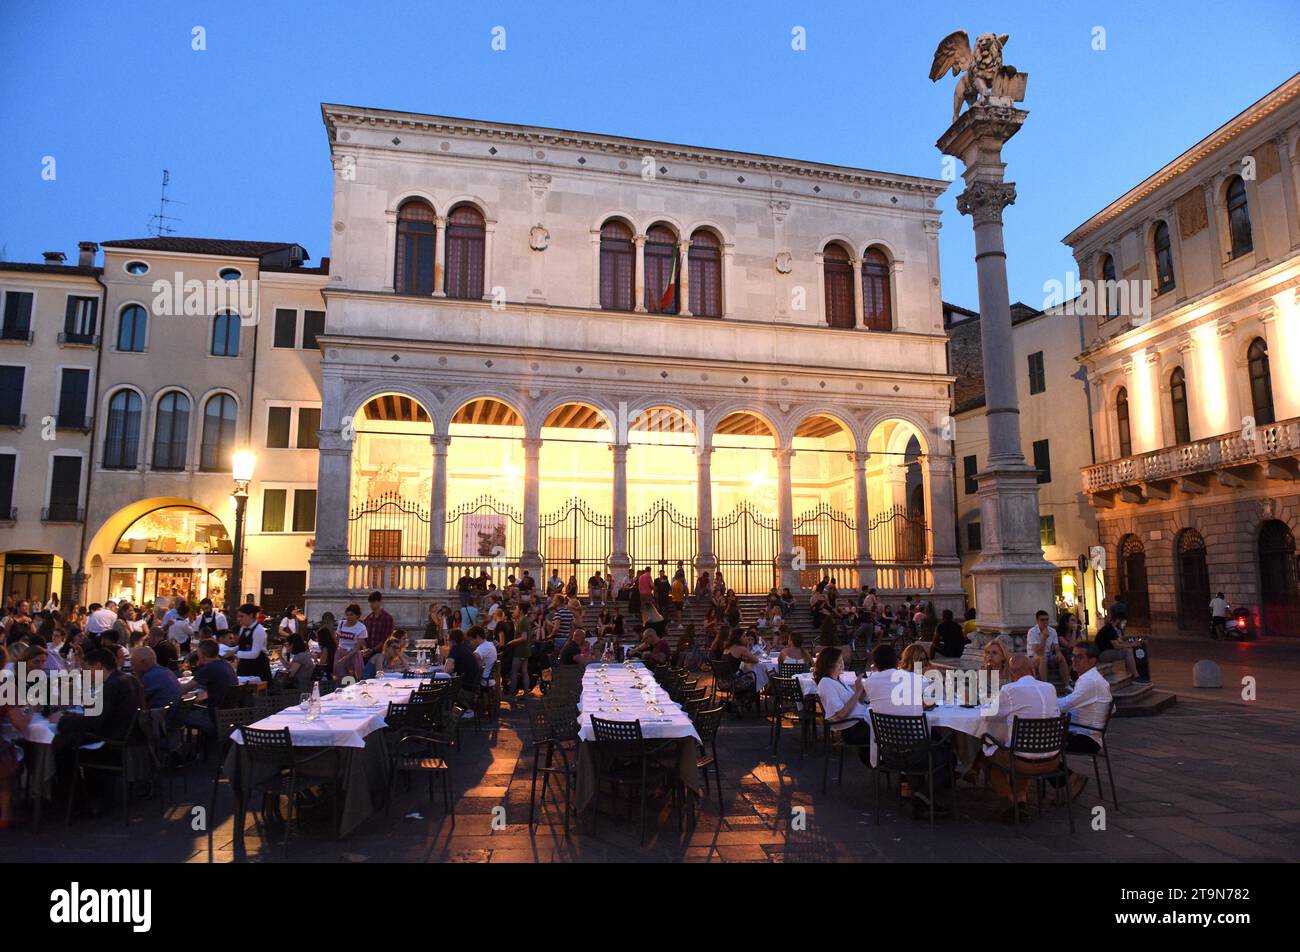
[233, 603, 272, 682]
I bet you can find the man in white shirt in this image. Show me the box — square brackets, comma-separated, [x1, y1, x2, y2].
[470, 627, 498, 689]
[85, 602, 119, 636]
[980, 655, 1061, 812]
[169, 605, 197, 647]
[1026, 609, 1070, 688]
[1055, 642, 1113, 801]
[196, 598, 229, 636]
[1209, 592, 1230, 639]
[861, 643, 951, 816]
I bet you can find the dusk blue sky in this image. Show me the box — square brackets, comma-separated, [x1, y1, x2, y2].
[2, 0, 1296, 309]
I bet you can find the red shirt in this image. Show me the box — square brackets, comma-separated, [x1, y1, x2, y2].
[364, 608, 395, 650]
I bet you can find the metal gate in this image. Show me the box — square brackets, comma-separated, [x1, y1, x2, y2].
[540, 497, 612, 587]
[792, 502, 857, 588]
[712, 501, 779, 594]
[868, 505, 928, 563]
[627, 499, 697, 580]
[445, 495, 523, 589]
[347, 492, 430, 591]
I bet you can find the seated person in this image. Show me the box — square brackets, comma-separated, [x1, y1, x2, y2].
[977, 654, 1060, 816]
[184, 640, 241, 735]
[898, 641, 934, 674]
[1026, 610, 1072, 688]
[371, 636, 409, 676]
[720, 630, 761, 692]
[1053, 642, 1113, 801]
[277, 633, 318, 693]
[862, 642, 950, 817]
[777, 630, 811, 667]
[131, 646, 182, 710]
[443, 628, 481, 702]
[812, 646, 871, 762]
[1095, 618, 1142, 681]
[559, 627, 598, 666]
[932, 608, 969, 659]
[626, 627, 671, 669]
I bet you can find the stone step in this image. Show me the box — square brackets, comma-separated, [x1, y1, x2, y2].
[1113, 689, 1177, 717]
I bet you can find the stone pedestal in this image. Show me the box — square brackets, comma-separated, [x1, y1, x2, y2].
[937, 102, 1056, 636]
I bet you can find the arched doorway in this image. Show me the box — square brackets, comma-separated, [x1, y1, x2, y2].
[1174, 529, 1210, 632]
[711, 411, 779, 594]
[865, 419, 931, 593]
[626, 406, 698, 579]
[538, 402, 613, 589]
[446, 397, 525, 586]
[1117, 533, 1150, 629]
[791, 413, 857, 589]
[1258, 520, 1299, 637]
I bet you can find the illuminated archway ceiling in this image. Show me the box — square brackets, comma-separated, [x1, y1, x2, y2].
[793, 415, 848, 439]
[630, 406, 694, 436]
[543, 403, 609, 430]
[452, 398, 524, 427]
[716, 411, 776, 438]
[362, 395, 430, 423]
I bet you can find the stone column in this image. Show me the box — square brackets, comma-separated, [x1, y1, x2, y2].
[481, 220, 498, 301]
[1277, 133, 1300, 251]
[925, 450, 965, 615]
[722, 241, 736, 317]
[382, 210, 398, 293]
[695, 444, 717, 575]
[851, 451, 874, 588]
[1204, 179, 1226, 285]
[308, 429, 353, 596]
[850, 257, 865, 328]
[609, 442, 631, 581]
[521, 437, 543, 578]
[432, 216, 447, 297]
[1165, 203, 1188, 304]
[426, 434, 450, 591]
[677, 239, 692, 316]
[633, 234, 648, 313]
[1241, 171, 1270, 264]
[938, 103, 1056, 635]
[775, 448, 798, 590]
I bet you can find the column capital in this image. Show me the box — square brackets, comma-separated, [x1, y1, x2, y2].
[849, 450, 871, 465]
[609, 442, 630, 458]
[633, 234, 647, 247]
[521, 436, 544, 451]
[772, 447, 796, 462]
[434, 215, 448, 228]
[317, 432, 352, 454]
[955, 180, 1017, 224]
[693, 444, 715, 458]
[430, 434, 452, 449]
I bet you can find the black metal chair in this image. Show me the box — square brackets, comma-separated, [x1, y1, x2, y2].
[776, 660, 810, 678]
[239, 726, 340, 858]
[869, 710, 951, 828]
[208, 706, 258, 836]
[692, 704, 726, 819]
[768, 675, 808, 757]
[63, 707, 152, 828]
[385, 701, 455, 818]
[982, 713, 1074, 833]
[1080, 704, 1119, 810]
[821, 712, 870, 794]
[526, 702, 573, 836]
[589, 716, 677, 845]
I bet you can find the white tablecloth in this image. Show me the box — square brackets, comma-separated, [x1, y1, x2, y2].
[230, 676, 444, 748]
[577, 662, 699, 742]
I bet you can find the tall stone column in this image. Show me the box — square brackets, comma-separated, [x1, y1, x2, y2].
[426, 434, 450, 591]
[695, 445, 717, 575]
[938, 103, 1055, 636]
[677, 239, 693, 316]
[775, 448, 798, 590]
[308, 429, 353, 596]
[925, 450, 965, 615]
[850, 257, 865, 328]
[521, 437, 543, 579]
[851, 451, 874, 588]
[432, 216, 447, 297]
[609, 442, 631, 582]
[633, 234, 648, 313]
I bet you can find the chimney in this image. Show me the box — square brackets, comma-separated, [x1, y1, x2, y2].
[78, 241, 98, 268]
[43, 251, 67, 266]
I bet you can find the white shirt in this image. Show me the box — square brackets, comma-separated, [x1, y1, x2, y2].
[816, 675, 868, 726]
[278, 616, 299, 637]
[862, 668, 927, 716]
[336, 621, 367, 654]
[85, 607, 118, 634]
[170, 618, 196, 645]
[198, 611, 229, 633]
[1057, 666, 1112, 747]
[1209, 597, 1229, 618]
[474, 640, 498, 685]
[1025, 624, 1058, 657]
[235, 623, 268, 660]
[982, 676, 1059, 758]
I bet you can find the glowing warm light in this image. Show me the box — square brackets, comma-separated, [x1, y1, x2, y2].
[1131, 356, 1158, 452]
[748, 470, 767, 488]
[232, 449, 256, 483]
[1269, 292, 1299, 420]
[1192, 324, 1230, 437]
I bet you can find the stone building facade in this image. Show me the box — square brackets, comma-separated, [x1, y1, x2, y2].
[1067, 74, 1300, 636]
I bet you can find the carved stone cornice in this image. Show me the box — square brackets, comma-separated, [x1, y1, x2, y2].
[955, 181, 1017, 224]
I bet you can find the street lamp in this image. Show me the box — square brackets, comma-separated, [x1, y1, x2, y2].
[229, 449, 256, 613]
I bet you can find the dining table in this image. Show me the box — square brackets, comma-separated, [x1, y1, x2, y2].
[222, 670, 449, 841]
[573, 661, 703, 812]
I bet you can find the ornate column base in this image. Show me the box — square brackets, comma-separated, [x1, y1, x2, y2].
[695, 553, 719, 576]
[856, 557, 876, 591]
[777, 553, 800, 593]
[424, 554, 450, 597]
[520, 552, 544, 581]
[928, 556, 968, 618]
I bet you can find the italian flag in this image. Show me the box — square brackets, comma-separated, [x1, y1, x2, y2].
[657, 242, 679, 313]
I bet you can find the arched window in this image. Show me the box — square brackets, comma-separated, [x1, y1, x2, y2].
[211, 312, 240, 357]
[444, 204, 485, 300]
[1248, 337, 1275, 426]
[117, 304, 147, 352]
[1153, 221, 1175, 294]
[394, 198, 436, 295]
[644, 224, 679, 314]
[1169, 367, 1190, 446]
[1226, 175, 1253, 259]
[1099, 253, 1118, 319]
[200, 394, 238, 472]
[1116, 387, 1132, 458]
[688, 229, 722, 317]
[598, 220, 635, 311]
[152, 391, 190, 471]
[861, 248, 892, 331]
[103, 390, 142, 469]
[823, 244, 854, 328]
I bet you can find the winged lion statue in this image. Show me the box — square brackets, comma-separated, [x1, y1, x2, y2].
[929, 31, 1027, 123]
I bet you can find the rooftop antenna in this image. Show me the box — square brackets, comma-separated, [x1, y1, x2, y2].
[147, 169, 184, 236]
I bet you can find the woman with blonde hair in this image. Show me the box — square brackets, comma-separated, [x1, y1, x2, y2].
[374, 636, 409, 675]
[982, 637, 1012, 688]
[899, 641, 933, 674]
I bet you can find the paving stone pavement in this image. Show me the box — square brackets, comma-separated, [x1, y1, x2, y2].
[4, 660, 1298, 864]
